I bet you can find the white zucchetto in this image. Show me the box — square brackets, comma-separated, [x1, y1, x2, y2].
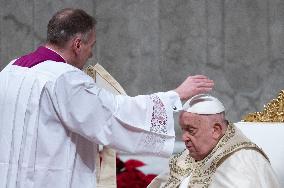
[182, 94, 225, 114]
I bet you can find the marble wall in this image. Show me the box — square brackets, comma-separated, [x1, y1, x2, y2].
[1, 0, 284, 129]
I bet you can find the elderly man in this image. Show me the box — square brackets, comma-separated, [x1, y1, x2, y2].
[0, 8, 214, 188]
[148, 94, 280, 188]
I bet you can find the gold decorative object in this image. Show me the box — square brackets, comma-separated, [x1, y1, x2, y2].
[85, 65, 97, 80]
[242, 90, 284, 122]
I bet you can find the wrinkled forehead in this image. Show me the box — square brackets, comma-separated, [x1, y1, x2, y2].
[179, 111, 208, 128]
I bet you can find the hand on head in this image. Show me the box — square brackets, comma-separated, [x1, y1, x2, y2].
[174, 75, 214, 100]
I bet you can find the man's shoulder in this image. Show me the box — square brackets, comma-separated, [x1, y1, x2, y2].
[30, 61, 93, 85]
[32, 60, 77, 77]
[221, 148, 270, 168]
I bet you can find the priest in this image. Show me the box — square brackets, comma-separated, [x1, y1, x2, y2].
[148, 94, 280, 188]
[0, 8, 214, 188]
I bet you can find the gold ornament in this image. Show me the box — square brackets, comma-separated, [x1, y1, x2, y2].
[242, 90, 284, 122]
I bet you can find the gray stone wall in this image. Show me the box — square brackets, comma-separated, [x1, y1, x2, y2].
[1, 0, 284, 126]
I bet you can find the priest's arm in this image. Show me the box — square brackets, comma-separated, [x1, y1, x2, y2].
[45, 70, 182, 157]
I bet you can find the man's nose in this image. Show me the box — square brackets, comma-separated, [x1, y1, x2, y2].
[182, 132, 190, 142]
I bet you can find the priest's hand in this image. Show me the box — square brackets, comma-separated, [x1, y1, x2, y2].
[174, 75, 214, 100]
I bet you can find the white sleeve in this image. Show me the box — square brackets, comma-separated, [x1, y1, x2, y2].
[211, 149, 280, 188]
[50, 70, 182, 157]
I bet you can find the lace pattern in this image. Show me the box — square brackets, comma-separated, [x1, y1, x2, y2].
[150, 94, 168, 134]
[142, 133, 166, 156]
[138, 94, 169, 156]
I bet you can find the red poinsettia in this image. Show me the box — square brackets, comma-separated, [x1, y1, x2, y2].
[116, 157, 157, 188]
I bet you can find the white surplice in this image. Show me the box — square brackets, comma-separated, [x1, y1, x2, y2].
[0, 60, 182, 188]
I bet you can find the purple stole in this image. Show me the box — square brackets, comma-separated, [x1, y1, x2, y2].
[13, 46, 66, 68]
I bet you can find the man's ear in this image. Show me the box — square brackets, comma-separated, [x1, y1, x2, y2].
[212, 123, 223, 140]
[72, 36, 82, 55]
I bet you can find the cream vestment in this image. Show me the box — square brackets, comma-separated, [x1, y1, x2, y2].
[148, 124, 280, 188]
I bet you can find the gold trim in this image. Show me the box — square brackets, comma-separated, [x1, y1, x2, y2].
[85, 64, 126, 95]
[242, 90, 284, 122]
